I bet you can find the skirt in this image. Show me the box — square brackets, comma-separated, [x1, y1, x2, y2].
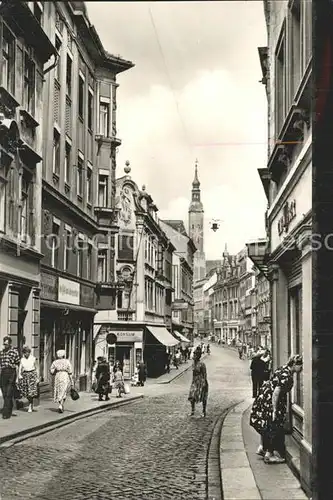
[19, 370, 38, 399]
[114, 381, 125, 393]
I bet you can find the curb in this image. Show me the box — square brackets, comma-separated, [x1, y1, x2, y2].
[220, 398, 261, 500]
[0, 394, 144, 448]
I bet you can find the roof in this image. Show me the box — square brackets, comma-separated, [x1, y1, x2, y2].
[161, 220, 188, 237]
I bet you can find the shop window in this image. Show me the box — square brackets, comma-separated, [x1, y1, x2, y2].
[97, 249, 107, 282]
[289, 285, 303, 409]
[98, 174, 108, 207]
[23, 53, 35, 115]
[2, 26, 15, 95]
[66, 54, 72, 97]
[99, 101, 110, 137]
[51, 220, 60, 268]
[77, 155, 83, 197]
[118, 235, 134, 261]
[64, 141, 71, 184]
[86, 163, 92, 204]
[53, 129, 61, 175]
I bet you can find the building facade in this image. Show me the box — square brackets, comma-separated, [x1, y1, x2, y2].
[188, 160, 206, 282]
[159, 220, 196, 343]
[0, 2, 56, 358]
[237, 248, 256, 346]
[248, 0, 312, 494]
[193, 277, 206, 338]
[254, 266, 271, 349]
[39, 2, 133, 391]
[94, 167, 178, 379]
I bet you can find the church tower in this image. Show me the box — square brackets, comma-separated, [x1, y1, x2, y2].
[188, 160, 206, 281]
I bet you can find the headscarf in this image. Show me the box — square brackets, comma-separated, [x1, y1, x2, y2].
[287, 354, 303, 367]
[56, 349, 66, 359]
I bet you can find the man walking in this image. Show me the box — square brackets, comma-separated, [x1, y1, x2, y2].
[0, 336, 20, 419]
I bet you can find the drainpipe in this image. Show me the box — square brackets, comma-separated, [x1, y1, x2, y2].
[43, 52, 59, 76]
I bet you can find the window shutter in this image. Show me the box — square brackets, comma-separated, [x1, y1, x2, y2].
[28, 179, 35, 246]
[54, 82, 60, 124]
[41, 210, 52, 264]
[65, 96, 72, 136]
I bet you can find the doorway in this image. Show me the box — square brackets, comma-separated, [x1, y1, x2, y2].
[115, 343, 133, 379]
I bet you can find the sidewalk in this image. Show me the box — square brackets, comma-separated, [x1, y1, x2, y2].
[0, 389, 144, 446]
[220, 399, 309, 500]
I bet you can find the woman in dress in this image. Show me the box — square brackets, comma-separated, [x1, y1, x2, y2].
[50, 350, 73, 413]
[18, 346, 39, 413]
[113, 366, 125, 398]
[250, 354, 303, 464]
[95, 356, 110, 401]
[188, 347, 208, 417]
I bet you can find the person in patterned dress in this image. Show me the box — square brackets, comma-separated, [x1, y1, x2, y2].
[18, 346, 39, 413]
[188, 347, 208, 417]
[249, 354, 303, 464]
[50, 350, 73, 413]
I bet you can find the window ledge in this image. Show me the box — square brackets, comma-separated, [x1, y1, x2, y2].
[0, 86, 20, 115]
[87, 201, 92, 209]
[52, 172, 60, 185]
[20, 109, 39, 129]
[64, 182, 71, 194]
[77, 194, 83, 202]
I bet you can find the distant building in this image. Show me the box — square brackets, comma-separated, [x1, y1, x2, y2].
[254, 266, 271, 349]
[94, 167, 177, 379]
[159, 220, 196, 342]
[237, 248, 255, 346]
[188, 160, 205, 282]
[193, 277, 207, 337]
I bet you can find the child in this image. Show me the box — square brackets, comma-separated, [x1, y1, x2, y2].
[131, 366, 139, 387]
[113, 366, 125, 397]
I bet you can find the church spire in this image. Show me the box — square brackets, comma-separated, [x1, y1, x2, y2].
[193, 158, 200, 188]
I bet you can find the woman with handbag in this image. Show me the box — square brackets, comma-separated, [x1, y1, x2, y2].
[50, 350, 73, 413]
[17, 346, 39, 413]
[113, 366, 125, 398]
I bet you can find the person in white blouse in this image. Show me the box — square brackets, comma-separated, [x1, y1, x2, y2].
[18, 346, 39, 413]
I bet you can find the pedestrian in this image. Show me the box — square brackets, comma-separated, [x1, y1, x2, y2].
[188, 347, 209, 417]
[95, 356, 110, 401]
[165, 351, 172, 373]
[0, 336, 20, 419]
[250, 349, 267, 398]
[113, 365, 125, 397]
[17, 346, 39, 413]
[261, 349, 272, 381]
[249, 354, 303, 464]
[174, 349, 181, 369]
[113, 360, 122, 374]
[238, 344, 243, 360]
[50, 349, 73, 413]
[137, 360, 147, 386]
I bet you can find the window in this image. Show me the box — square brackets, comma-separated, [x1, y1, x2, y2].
[53, 129, 60, 175]
[78, 74, 84, 119]
[55, 11, 64, 34]
[51, 221, 60, 268]
[63, 226, 71, 272]
[99, 102, 110, 137]
[64, 141, 71, 184]
[118, 235, 134, 261]
[2, 26, 15, 94]
[33, 2, 43, 25]
[290, 0, 301, 101]
[20, 175, 28, 241]
[86, 164, 92, 204]
[77, 237, 84, 277]
[0, 165, 7, 232]
[88, 89, 93, 130]
[97, 249, 107, 282]
[275, 31, 286, 137]
[77, 155, 83, 197]
[98, 174, 108, 207]
[55, 36, 61, 82]
[66, 54, 72, 96]
[87, 243, 92, 280]
[289, 286, 303, 408]
[23, 54, 35, 115]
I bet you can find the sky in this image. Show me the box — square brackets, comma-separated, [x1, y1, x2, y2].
[86, 1, 268, 259]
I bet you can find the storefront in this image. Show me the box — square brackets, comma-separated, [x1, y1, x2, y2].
[94, 324, 143, 380]
[39, 271, 96, 393]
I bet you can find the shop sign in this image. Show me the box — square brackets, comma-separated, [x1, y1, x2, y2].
[58, 277, 80, 305]
[99, 326, 142, 342]
[80, 285, 95, 308]
[278, 200, 296, 236]
[41, 272, 58, 301]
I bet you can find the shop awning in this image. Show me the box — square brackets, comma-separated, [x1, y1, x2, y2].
[246, 240, 269, 276]
[147, 326, 179, 347]
[173, 330, 190, 343]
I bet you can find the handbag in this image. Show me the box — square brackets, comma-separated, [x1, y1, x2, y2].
[70, 386, 80, 401]
[124, 383, 130, 394]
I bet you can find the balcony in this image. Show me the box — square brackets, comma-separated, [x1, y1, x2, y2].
[117, 310, 136, 321]
[94, 206, 119, 228]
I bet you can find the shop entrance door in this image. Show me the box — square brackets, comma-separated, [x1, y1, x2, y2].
[115, 344, 133, 379]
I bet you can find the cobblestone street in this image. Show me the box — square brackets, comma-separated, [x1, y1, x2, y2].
[0, 347, 251, 500]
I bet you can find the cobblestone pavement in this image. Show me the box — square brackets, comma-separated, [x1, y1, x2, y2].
[0, 346, 251, 500]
